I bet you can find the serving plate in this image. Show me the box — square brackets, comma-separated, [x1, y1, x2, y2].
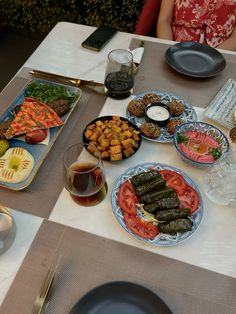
[111, 162, 203, 246]
[69, 281, 172, 314]
[0, 79, 82, 190]
[126, 90, 197, 143]
[165, 42, 226, 78]
[83, 115, 142, 161]
[204, 79, 236, 129]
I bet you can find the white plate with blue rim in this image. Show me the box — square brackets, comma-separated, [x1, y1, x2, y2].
[126, 90, 197, 143]
[111, 162, 203, 246]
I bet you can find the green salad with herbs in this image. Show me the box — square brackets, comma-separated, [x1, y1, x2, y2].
[25, 81, 79, 104]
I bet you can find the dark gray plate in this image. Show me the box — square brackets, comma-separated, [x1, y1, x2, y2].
[70, 281, 172, 314]
[165, 42, 226, 78]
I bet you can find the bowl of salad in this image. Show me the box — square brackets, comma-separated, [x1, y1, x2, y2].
[173, 121, 230, 169]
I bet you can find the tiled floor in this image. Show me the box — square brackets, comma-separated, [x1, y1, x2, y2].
[0, 29, 45, 92]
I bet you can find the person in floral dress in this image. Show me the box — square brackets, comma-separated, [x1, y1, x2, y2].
[157, 0, 236, 50]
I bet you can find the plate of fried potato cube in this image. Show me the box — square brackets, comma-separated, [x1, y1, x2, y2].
[83, 116, 142, 161]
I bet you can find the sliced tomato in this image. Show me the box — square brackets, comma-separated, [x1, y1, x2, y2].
[159, 170, 176, 181]
[124, 213, 159, 239]
[118, 180, 138, 216]
[179, 184, 199, 214]
[159, 170, 186, 195]
[166, 173, 186, 195]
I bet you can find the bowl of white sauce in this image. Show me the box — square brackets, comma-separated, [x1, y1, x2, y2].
[145, 102, 171, 127]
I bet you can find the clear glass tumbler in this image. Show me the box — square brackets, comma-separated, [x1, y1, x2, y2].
[104, 49, 134, 99]
[202, 150, 236, 206]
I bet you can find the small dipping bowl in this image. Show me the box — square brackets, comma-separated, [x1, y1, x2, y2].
[145, 102, 171, 127]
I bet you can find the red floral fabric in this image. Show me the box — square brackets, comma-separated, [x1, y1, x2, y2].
[172, 0, 236, 47]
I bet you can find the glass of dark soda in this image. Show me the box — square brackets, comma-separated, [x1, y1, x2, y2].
[105, 49, 134, 99]
[63, 143, 107, 206]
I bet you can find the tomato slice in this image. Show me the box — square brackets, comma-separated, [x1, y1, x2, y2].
[124, 213, 159, 239]
[159, 170, 176, 181]
[118, 180, 138, 216]
[179, 184, 199, 214]
[159, 170, 186, 195]
[166, 174, 186, 195]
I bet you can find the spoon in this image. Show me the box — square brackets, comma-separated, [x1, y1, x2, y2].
[0, 205, 16, 255]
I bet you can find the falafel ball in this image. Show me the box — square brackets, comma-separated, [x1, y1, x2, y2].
[166, 118, 184, 134]
[167, 100, 185, 116]
[128, 99, 146, 117]
[140, 122, 161, 139]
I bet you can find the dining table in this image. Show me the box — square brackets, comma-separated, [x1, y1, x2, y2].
[0, 22, 236, 314]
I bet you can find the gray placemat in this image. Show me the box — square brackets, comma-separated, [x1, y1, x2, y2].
[130, 39, 236, 108]
[0, 68, 107, 218]
[1, 220, 236, 314]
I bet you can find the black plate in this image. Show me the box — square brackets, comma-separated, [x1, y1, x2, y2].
[69, 281, 172, 314]
[83, 115, 142, 161]
[165, 42, 226, 78]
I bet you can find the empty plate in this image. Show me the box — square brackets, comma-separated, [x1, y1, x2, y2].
[165, 42, 226, 78]
[69, 281, 172, 314]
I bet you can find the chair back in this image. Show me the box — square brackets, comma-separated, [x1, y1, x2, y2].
[134, 0, 162, 37]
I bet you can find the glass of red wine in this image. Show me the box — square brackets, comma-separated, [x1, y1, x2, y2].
[63, 143, 107, 206]
[105, 49, 134, 99]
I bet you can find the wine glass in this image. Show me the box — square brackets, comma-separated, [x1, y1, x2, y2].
[63, 143, 107, 206]
[104, 49, 134, 99]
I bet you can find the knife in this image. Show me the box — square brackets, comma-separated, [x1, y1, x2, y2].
[29, 70, 104, 91]
[29, 69, 106, 95]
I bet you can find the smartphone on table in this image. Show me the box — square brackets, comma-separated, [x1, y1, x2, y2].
[81, 26, 118, 51]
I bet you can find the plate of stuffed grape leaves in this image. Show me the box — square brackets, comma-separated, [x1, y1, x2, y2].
[111, 163, 203, 246]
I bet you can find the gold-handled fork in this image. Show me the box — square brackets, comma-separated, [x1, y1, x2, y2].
[33, 269, 56, 314]
[33, 256, 61, 314]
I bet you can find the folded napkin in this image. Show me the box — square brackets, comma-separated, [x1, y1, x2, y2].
[131, 47, 144, 66]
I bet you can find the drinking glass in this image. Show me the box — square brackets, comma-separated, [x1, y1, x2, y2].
[63, 143, 107, 206]
[104, 49, 134, 99]
[0, 205, 16, 255]
[202, 150, 236, 206]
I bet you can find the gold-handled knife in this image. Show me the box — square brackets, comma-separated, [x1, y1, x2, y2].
[29, 69, 106, 95]
[29, 69, 104, 87]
